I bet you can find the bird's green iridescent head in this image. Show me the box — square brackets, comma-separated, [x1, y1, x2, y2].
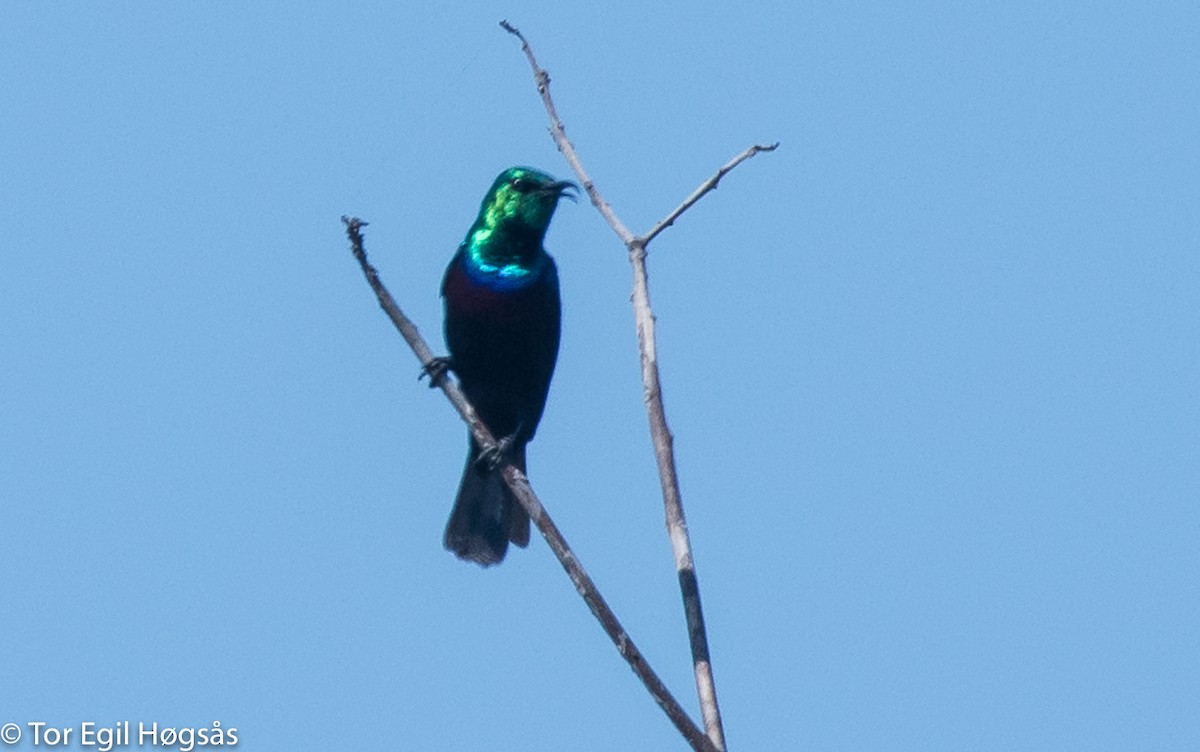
[466, 167, 577, 273]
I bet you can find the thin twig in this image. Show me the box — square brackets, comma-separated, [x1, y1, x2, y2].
[502, 20, 775, 752]
[500, 20, 635, 246]
[642, 143, 780, 245]
[341, 217, 719, 752]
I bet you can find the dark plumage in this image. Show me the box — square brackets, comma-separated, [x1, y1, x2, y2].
[440, 167, 574, 565]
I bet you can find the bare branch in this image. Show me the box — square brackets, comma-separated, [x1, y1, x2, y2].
[627, 236, 729, 752]
[341, 217, 719, 752]
[500, 22, 778, 752]
[642, 142, 780, 245]
[500, 20, 636, 247]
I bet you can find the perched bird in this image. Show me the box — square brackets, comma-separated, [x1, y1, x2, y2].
[437, 167, 575, 565]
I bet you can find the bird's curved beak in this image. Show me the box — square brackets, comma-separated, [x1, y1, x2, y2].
[546, 179, 579, 202]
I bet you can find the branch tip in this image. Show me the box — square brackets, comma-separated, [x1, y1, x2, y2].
[499, 19, 527, 46]
[642, 141, 778, 245]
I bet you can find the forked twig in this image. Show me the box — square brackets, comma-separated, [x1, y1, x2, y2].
[340, 217, 719, 752]
[502, 19, 778, 752]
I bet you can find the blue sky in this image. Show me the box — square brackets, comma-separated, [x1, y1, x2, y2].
[2, 3, 1197, 750]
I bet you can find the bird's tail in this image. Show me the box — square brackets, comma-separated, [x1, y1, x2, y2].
[443, 440, 531, 566]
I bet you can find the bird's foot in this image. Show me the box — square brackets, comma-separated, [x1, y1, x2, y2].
[477, 432, 518, 471]
[420, 357, 453, 388]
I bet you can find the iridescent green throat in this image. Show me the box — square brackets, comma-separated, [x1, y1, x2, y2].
[466, 234, 536, 279]
[464, 172, 556, 279]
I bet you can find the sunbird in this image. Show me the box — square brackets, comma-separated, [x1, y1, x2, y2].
[436, 167, 575, 565]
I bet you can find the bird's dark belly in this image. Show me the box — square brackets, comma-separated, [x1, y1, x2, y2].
[443, 262, 560, 441]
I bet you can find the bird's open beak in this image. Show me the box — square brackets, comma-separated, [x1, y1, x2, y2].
[546, 180, 579, 202]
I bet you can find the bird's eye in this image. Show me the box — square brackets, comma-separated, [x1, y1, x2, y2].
[511, 177, 531, 193]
